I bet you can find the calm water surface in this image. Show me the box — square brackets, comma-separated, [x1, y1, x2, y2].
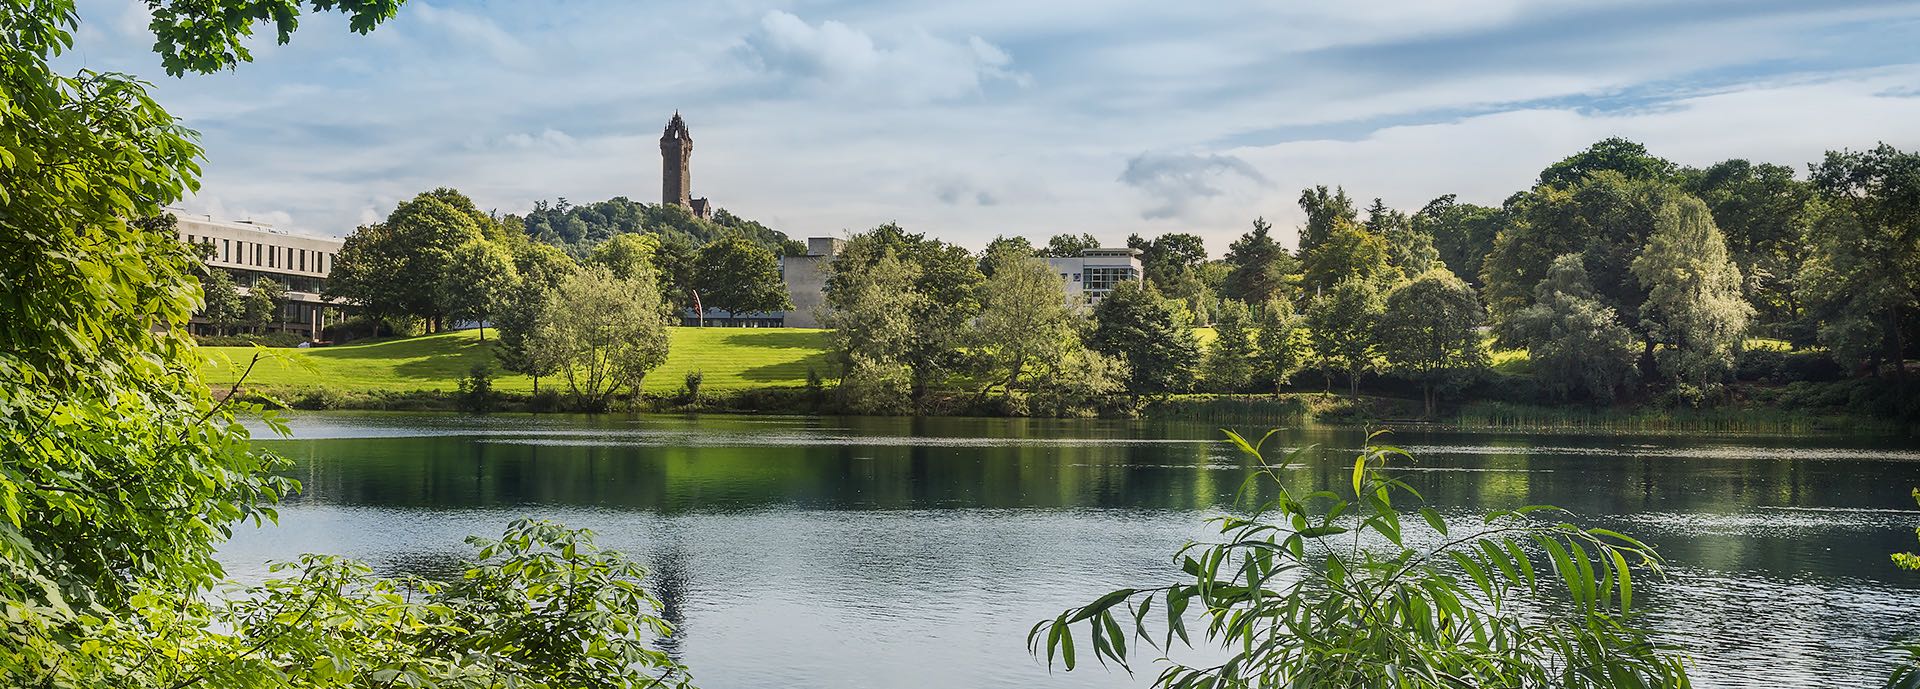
[220, 412, 1920, 688]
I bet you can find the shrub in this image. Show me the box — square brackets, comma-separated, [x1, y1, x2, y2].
[457, 364, 497, 413]
[679, 370, 705, 406]
[194, 331, 309, 348]
[1032, 431, 1690, 688]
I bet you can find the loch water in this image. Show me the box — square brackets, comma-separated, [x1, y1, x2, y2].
[221, 412, 1920, 688]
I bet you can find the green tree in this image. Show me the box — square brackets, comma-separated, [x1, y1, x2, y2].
[1042, 232, 1101, 257]
[1296, 184, 1357, 256]
[1032, 436, 1690, 688]
[1414, 194, 1503, 288]
[1132, 232, 1208, 286]
[1223, 217, 1297, 305]
[1631, 196, 1753, 400]
[492, 278, 562, 394]
[1301, 217, 1391, 293]
[825, 223, 983, 406]
[530, 265, 672, 410]
[1203, 299, 1256, 391]
[198, 264, 245, 335]
[1306, 279, 1385, 394]
[975, 252, 1075, 392]
[1801, 144, 1920, 386]
[1537, 136, 1677, 189]
[1367, 198, 1441, 279]
[1378, 270, 1488, 416]
[1509, 255, 1640, 401]
[1088, 281, 1201, 395]
[442, 239, 519, 341]
[692, 237, 792, 319]
[589, 232, 658, 281]
[822, 249, 922, 414]
[980, 234, 1037, 275]
[0, 2, 399, 686]
[243, 277, 286, 334]
[1678, 159, 1813, 327]
[1254, 298, 1306, 389]
[327, 190, 489, 330]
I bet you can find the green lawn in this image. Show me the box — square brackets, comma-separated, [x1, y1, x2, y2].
[200, 327, 832, 394]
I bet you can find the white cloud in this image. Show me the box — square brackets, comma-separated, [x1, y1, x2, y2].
[739, 10, 1027, 102]
[411, 2, 532, 66]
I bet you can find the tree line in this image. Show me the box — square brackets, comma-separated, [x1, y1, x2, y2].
[823, 138, 1919, 417]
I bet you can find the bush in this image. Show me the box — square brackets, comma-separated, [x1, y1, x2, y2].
[194, 331, 309, 348]
[678, 370, 704, 406]
[457, 364, 497, 413]
[321, 315, 413, 343]
[1734, 347, 1845, 384]
[1032, 433, 1691, 687]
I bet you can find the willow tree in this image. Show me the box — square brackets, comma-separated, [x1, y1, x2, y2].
[1631, 196, 1753, 401]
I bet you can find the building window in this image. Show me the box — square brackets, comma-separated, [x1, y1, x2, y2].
[254, 244, 262, 265]
[221, 239, 230, 262]
[1072, 273, 1081, 282]
[267, 246, 275, 268]
[298, 250, 307, 272]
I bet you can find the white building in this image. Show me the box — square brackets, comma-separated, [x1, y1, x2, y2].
[170, 210, 345, 339]
[1047, 247, 1144, 305]
[780, 237, 843, 328]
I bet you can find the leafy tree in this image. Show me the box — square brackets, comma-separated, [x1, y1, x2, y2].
[692, 237, 792, 318]
[1223, 218, 1297, 305]
[530, 265, 672, 410]
[1378, 270, 1488, 416]
[1414, 194, 1504, 288]
[825, 223, 983, 405]
[1254, 298, 1306, 389]
[492, 278, 563, 394]
[1088, 281, 1201, 395]
[198, 264, 245, 335]
[327, 190, 490, 330]
[1631, 196, 1753, 400]
[976, 252, 1075, 392]
[243, 277, 287, 334]
[440, 239, 518, 341]
[1678, 159, 1813, 326]
[1801, 144, 1920, 385]
[513, 196, 795, 256]
[1301, 217, 1391, 293]
[1032, 436, 1690, 688]
[1026, 345, 1129, 417]
[1296, 184, 1357, 256]
[1042, 232, 1102, 257]
[589, 232, 658, 281]
[1367, 198, 1440, 279]
[1306, 279, 1384, 394]
[980, 234, 1037, 275]
[1537, 137, 1677, 189]
[1203, 299, 1256, 391]
[0, 2, 398, 687]
[822, 250, 922, 414]
[1509, 255, 1640, 401]
[1132, 232, 1208, 285]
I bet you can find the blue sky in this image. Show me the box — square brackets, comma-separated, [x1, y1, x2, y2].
[69, 0, 1920, 252]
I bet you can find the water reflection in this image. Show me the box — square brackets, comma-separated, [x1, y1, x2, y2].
[225, 412, 1920, 689]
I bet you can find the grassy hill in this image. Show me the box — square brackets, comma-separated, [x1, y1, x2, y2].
[199, 327, 832, 395]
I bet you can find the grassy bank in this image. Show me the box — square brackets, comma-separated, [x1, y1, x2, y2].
[201, 327, 832, 395]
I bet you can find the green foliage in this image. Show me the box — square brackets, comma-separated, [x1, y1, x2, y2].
[1415, 194, 1504, 288]
[825, 223, 984, 405]
[976, 252, 1077, 391]
[327, 189, 494, 329]
[457, 363, 497, 413]
[824, 248, 922, 412]
[1677, 159, 1813, 326]
[1632, 196, 1753, 399]
[1254, 298, 1306, 389]
[1296, 184, 1359, 257]
[530, 265, 672, 410]
[198, 261, 246, 335]
[514, 196, 794, 257]
[1203, 299, 1256, 391]
[1033, 432, 1689, 688]
[1536, 137, 1677, 189]
[1509, 256, 1640, 402]
[692, 237, 792, 316]
[242, 277, 287, 334]
[1222, 218, 1297, 305]
[979, 234, 1038, 275]
[1801, 144, 1920, 380]
[1301, 217, 1392, 293]
[1482, 171, 1681, 337]
[1042, 232, 1102, 257]
[1380, 269, 1489, 415]
[1895, 489, 1920, 572]
[1306, 279, 1385, 394]
[1089, 282, 1201, 395]
[1368, 197, 1441, 279]
[441, 239, 518, 340]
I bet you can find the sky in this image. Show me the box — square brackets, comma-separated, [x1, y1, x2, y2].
[67, 0, 1920, 253]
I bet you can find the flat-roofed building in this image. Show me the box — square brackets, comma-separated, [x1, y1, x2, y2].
[170, 210, 345, 339]
[779, 237, 843, 328]
[1047, 247, 1144, 305]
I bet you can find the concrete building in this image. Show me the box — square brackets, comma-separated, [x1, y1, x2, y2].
[1047, 247, 1145, 305]
[780, 237, 843, 328]
[171, 211, 344, 339]
[660, 112, 712, 220]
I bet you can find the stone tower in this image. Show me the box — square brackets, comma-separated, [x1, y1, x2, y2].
[660, 111, 693, 208]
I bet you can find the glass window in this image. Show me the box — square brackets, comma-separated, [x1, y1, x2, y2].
[221, 239, 230, 262]
[299, 250, 307, 272]
[254, 244, 262, 265]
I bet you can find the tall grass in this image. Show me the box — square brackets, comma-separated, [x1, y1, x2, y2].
[1453, 400, 1890, 435]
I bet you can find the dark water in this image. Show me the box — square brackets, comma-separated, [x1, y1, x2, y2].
[219, 412, 1920, 688]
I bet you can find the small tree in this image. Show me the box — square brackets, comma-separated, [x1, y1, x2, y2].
[1088, 281, 1201, 396]
[243, 277, 285, 334]
[1032, 433, 1691, 688]
[975, 251, 1075, 392]
[691, 236, 792, 320]
[198, 267, 244, 335]
[1203, 299, 1255, 391]
[1306, 278, 1384, 394]
[1222, 218, 1296, 305]
[1379, 269, 1489, 416]
[1631, 196, 1753, 402]
[1302, 217, 1392, 293]
[1511, 255, 1641, 401]
[529, 265, 672, 410]
[440, 238, 518, 341]
[822, 250, 922, 413]
[1254, 297, 1306, 390]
